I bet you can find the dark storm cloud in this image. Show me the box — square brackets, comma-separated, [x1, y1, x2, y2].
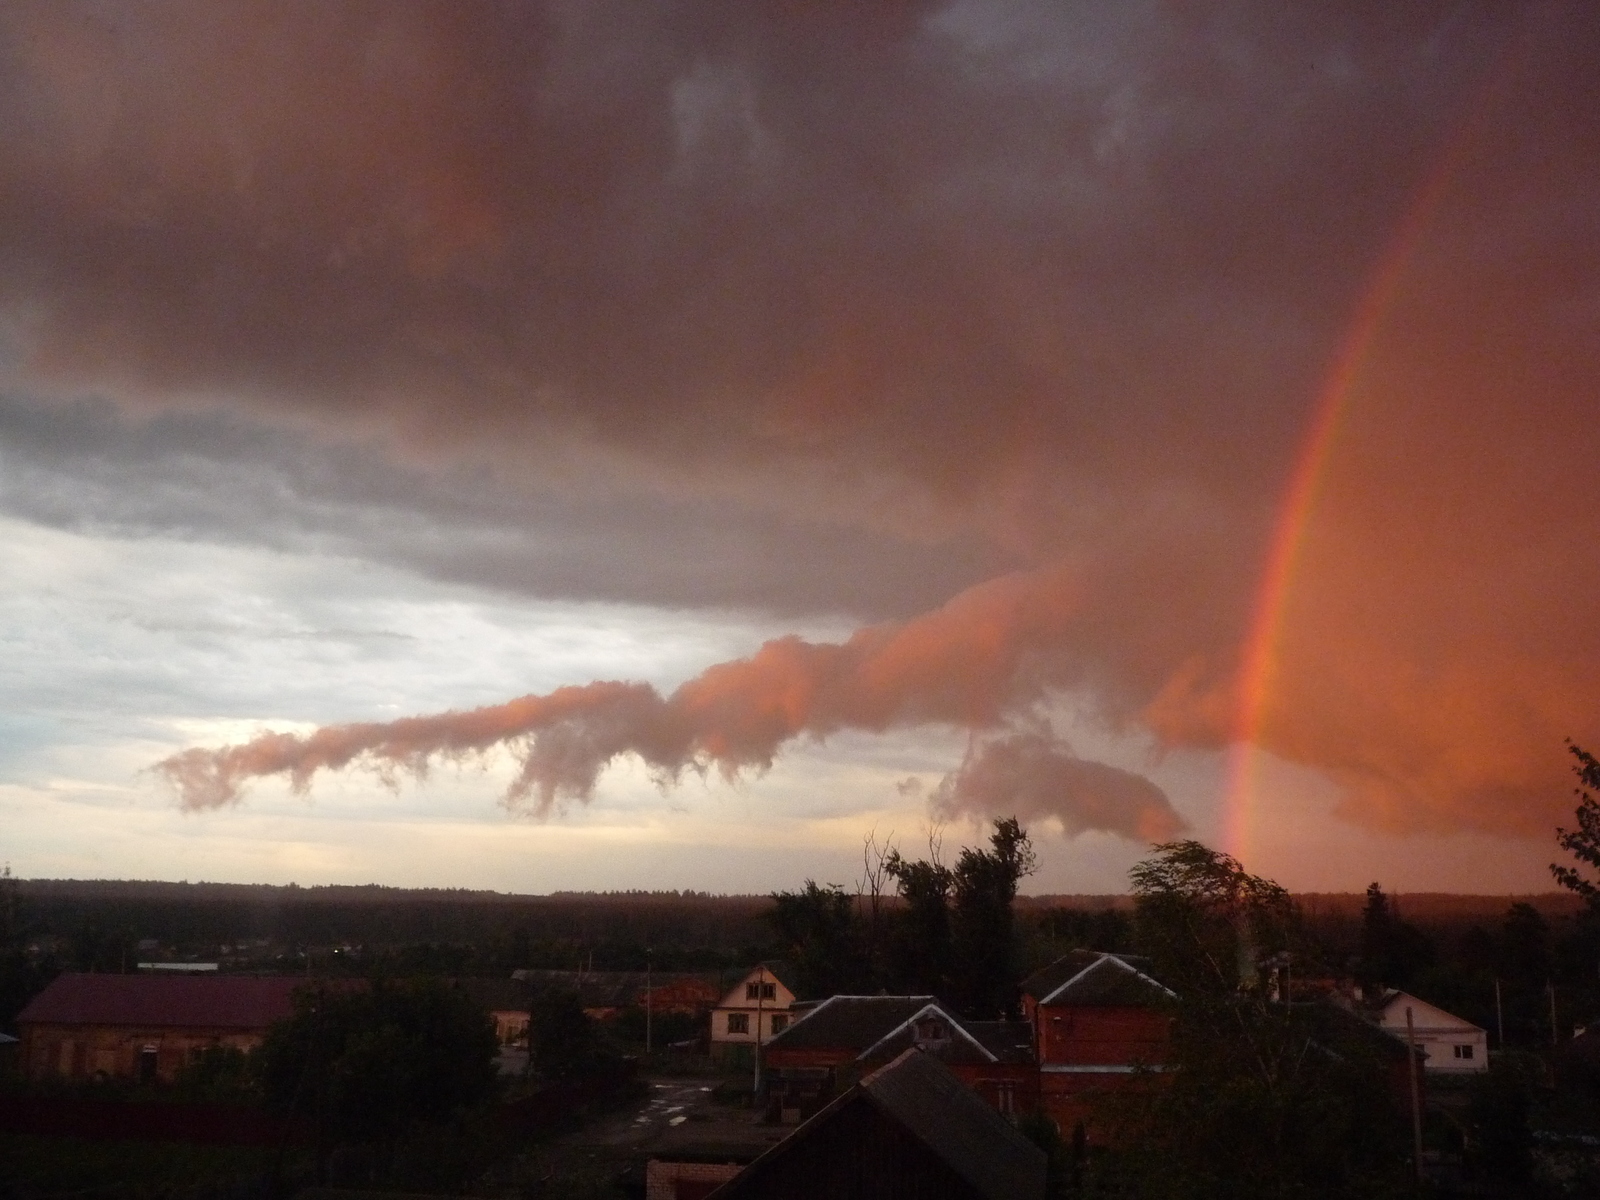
[4, 1, 1600, 839]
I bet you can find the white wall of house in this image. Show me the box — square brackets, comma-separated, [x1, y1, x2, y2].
[1377, 992, 1489, 1073]
[710, 965, 795, 1050]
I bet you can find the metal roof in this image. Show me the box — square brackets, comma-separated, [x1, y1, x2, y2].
[1023, 951, 1174, 1007]
[862, 1049, 1047, 1200]
[713, 1048, 1046, 1200]
[763, 994, 939, 1052]
[16, 972, 305, 1030]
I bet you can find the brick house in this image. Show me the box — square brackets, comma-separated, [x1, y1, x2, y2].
[16, 973, 304, 1084]
[762, 995, 1035, 1122]
[1021, 951, 1175, 1135]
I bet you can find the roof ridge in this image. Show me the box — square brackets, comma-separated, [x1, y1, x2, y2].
[853, 1002, 997, 1065]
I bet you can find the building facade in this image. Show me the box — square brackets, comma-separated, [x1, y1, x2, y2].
[1374, 991, 1489, 1073]
[709, 965, 795, 1065]
[16, 973, 304, 1084]
[1021, 951, 1175, 1137]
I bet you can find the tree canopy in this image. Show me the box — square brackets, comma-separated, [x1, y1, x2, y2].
[1553, 741, 1600, 907]
[257, 979, 501, 1146]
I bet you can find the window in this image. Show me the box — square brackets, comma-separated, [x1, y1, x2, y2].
[746, 981, 777, 1001]
[1454, 1044, 1474, 1060]
[996, 1081, 1016, 1115]
[727, 1013, 749, 1034]
[770, 1015, 788, 1034]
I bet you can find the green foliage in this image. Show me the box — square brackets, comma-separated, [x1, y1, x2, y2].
[768, 880, 867, 998]
[526, 986, 624, 1083]
[1554, 741, 1600, 907]
[257, 978, 501, 1145]
[949, 816, 1037, 1015]
[884, 851, 954, 996]
[1465, 1052, 1545, 1190]
[170, 1043, 256, 1103]
[1358, 882, 1435, 991]
[1112, 842, 1411, 1199]
[1130, 840, 1299, 997]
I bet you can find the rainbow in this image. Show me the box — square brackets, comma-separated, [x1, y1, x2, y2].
[1220, 56, 1520, 862]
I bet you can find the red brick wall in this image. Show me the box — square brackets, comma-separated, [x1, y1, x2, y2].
[20, 1022, 268, 1084]
[1037, 1005, 1168, 1067]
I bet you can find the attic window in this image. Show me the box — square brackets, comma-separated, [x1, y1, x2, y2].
[746, 982, 776, 1001]
[913, 1017, 949, 1046]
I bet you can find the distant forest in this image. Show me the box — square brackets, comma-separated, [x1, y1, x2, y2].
[3, 876, 1592, 1044]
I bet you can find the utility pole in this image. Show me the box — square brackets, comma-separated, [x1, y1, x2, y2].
[1495, 978, 1504, 1049]
[1550, 982, 1559, 1049]
[1406, 1007, 1424, 1185]
[646, 947, 653, 1057]
[754, 966, 766, 1094]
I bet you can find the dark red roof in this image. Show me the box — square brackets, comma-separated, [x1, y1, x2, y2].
[17, 973, 305, 1031]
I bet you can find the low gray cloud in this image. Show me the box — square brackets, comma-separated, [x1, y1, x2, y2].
[927, 724, 1184, 842]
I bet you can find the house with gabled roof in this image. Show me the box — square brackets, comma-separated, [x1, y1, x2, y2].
[1371, 990, 1487, 1074]
[762, 995, 1035, 1122]
[16, 972, 305, 1084]
[710, 964, 795, 1067]
[1021, 950, 1176, 1135]
[707, 1047, 1046, 1200]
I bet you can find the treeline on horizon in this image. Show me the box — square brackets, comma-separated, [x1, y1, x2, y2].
[4, 866, 1595, 1040]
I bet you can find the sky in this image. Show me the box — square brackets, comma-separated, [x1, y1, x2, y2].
[2, 1, 1598, 895]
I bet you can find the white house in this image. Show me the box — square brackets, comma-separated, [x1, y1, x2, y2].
[1375, 991, 1488, 1074]
[710, 965, 795, 1064]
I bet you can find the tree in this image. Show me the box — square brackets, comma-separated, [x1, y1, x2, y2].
[1112, 842, 1411, 1199]
[525, 985, 624, 1082]
[767, 880, 867, 999]
[884, 845, 953, 998]
[948, 817, 1037, 1016]
[257, 979, 501, 1150]
[1553, 741, 1600, 907]
[1357, 883, 1434, 991]
[1130, 840, 1296, 998]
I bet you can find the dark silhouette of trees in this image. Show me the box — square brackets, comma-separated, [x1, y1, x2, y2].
[1114, 842, 1410, 1199]
[770, 818, 1036, 1012]
[1554, 741, 1600, 907]
[258, 979, 500, 1150]
[949, 817, 1037, 1016]
[1357, 882, 1434, 991]
[525, 985, 624, 1083]
[767, 880, 866, 999]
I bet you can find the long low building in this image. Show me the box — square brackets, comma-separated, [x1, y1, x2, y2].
[17, 972, 305, 1084]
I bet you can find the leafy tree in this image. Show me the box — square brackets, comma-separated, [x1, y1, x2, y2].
[949, 817, 1037, 1016]
[767, 880, 866, 999]
[1112, 843, 1411, 1198]
[525, 985, 624, 1082]
[1498, 902, 1551, 989]
[1553, 741, 1600, 907]
[1357, 882, 1435, 991]
[884, 851, 953, 997]
[257, 979, 501, 1150]
[1130, 840, 1297, 997]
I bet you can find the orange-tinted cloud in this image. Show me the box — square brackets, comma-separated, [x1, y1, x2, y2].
[3, 2, 1597, 842]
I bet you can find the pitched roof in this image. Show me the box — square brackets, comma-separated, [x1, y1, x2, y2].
[763, 995, 937, 1052]
[1375, 991, 1485, 1034]
[16, 973, 304, 1030]
[1023, 951, 1174, 1006]
[862, 1049, 1047, 1200]
[712, 1048, 1046, 1200]
[854, 1002, 998, 1066]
